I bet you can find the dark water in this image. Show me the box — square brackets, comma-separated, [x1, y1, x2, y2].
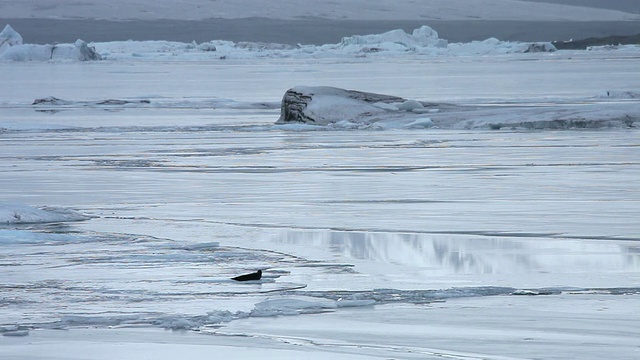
[3, 17, 640, 45]
[522, 0, 640, 14]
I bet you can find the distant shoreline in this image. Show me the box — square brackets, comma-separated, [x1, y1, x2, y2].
[3, 18, 640, 45]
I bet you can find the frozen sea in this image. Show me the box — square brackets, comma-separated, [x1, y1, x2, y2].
[1, 50, 640, 359]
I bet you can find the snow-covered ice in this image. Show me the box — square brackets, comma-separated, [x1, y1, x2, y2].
[1, 22, 640, 359]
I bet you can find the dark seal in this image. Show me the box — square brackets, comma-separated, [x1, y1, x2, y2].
[231, 270, 262, 282]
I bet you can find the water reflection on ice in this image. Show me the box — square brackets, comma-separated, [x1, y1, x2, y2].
[270, 230, 640, 286]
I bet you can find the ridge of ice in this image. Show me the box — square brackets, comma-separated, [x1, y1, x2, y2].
[0, 23, 569, 62]
[88, 25, 558, 59]
[27, 96, 278, 111]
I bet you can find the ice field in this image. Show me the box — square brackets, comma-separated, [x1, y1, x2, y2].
[1, 28, 640, 358]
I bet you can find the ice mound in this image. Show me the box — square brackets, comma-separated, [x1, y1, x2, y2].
[276, 86, 437, 127]
[0, 203, 90, 224]
[278, 86, 402, 125]
[0, 25, 101, 61]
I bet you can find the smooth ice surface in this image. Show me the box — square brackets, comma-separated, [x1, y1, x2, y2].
[1, 48, 639, 359]
[2, 296, 639, 359]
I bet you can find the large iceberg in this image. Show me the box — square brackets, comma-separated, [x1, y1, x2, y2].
[0, 25, 101, 61]
[339, 25, 448, 50]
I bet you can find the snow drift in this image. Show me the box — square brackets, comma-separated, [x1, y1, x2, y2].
[276, 86, 437, 129]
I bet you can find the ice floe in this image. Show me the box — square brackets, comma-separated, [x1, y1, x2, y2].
[251, 297, 338, 317]
[4, 86, 637, 132]
[0, 203, 90, 224]
[276, 86, 640, 130]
